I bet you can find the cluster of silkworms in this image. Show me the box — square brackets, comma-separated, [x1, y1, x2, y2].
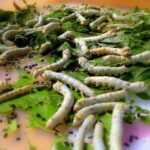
[0, 5, 149, 150]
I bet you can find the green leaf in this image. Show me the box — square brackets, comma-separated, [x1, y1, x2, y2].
[4, 119, 17, 134]
[12, 69, 35, 89]
[62, 71, 89, 82]
[62, 21, 90, 36]
[0, 9, 14, 22]
[58, 42, 72, 52]
[47, 5, 70, 19]
[29, 145, 37, 150]
[14, 5, 37, 26]
[0, 88, 63, 128]
[98, 113, 112, 149]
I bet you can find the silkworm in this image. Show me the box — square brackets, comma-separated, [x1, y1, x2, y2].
[0, 81, 11, 94]
[73, 102, 120, 126]
[0, 24, 20, 36]
[90, 15, 108, 29]
[84, 76, 148, 93]
[97, 22, 107, 31]
[129, 51, 150, 64]
[73, 115, 96, 150]
[112, 12, 146, 20]
[34, 15, 45, 27]
[103, 51, 150, 64]
[0, 46, 16, 54]
[79, 30, 116, 43]
[26, 18, 38, 27]
[74, 38, 89, 56]
[0, 46, 32, 63]
[110, 103, 130, 150]
[112, 13, 127, 20]
[93, 122, 106, 150]
[7, 24, 20, 30]
[0, 84, 33, 103]
[2, 29, 25, 46]
[80, 9, 100, 17]
[78, 57, 127, 75]
[33, 49, 71, 77]
[89, 47, 131, 57]
[39, 41, 52, 55]
[107, 23, 130, 30]
[46, 82, 74, 130]
[46, 17, 60, 23]
[42, 22, 60, 34]
[102, 55, 128, 64]
[61, 13, 76, 23]
[42, 70, 95, 97]
[76, 13, 87, 25]
[74, 90, 128, 111]
[58, 31, 75, 40]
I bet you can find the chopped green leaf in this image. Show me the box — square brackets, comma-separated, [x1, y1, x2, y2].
[4, 119, 17, 134]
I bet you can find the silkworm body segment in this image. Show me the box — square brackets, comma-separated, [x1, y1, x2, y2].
[46, 82, 74, 130]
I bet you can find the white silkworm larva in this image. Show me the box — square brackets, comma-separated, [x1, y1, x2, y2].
[93, 122, 106, 150]
[0, 81, 11, 94]
[112, 13, 127, 20]
[97, 22, 107, 31]
[107, 24, 130, 30]
[0, 25, 19, 36]
[46, 17, 60, 23]
[110, 103, 130, 150]
[0, 84, 33, 103]
[39, 41, 52, 54]
[90, 15, 108, 29]
[89, 47, 131, 57]
[3, 24, 19, 31]
[26, 18, 38, 27]
[34, 15, 45, 27]
[84, 76, 148, 93]
[0, 46, 32, 63]
[0, 46, 16, 54]
[78, 57, 128, 75]
[73, 115, 96, 150]
[58, 31, 75, 40]
[102, 55, 129, 64]
[74, 90, 128, 111]
[46, 82, 74, 130]
[61, 13, 76, 23]
[76, 13, 87, 25]
[80, 9, 100, 17]
[103, 51, 150, 64]
[42, 22, 60, 34]
[73, 102, 121, 126]
[79, 30, 116, 43]
[2, 29, 25, 46]
[33, 49, 71, 77]
[42, 70, 95, 97]
[112, 12, 146, 20]
[130, 51, 150, 64]
[74, 38, 89, 55]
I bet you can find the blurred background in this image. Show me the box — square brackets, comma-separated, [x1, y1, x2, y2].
[0, 0, 150, 11]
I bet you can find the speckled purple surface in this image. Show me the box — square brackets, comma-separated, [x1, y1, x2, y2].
[123, 120, 150, 149]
